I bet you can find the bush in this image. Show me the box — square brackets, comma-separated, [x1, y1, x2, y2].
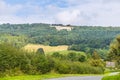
[54, 59, 104, 74]
[0, 44, 53, 76]
[54, 60, 70, 74]
[67, 52, 87, 62]
[0, 43, 29, 76]
[31, 54, 53, 74]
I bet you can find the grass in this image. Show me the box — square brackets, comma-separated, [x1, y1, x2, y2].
[0, 74, 102, 80]
[0, 74, 67, 80]
[47, 50, 86, 55]
[104, 68, 120, 74]
[102, 74, 120, 80]
[23, 44, 68, 53]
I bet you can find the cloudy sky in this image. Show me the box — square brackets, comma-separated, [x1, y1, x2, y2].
[0, 0, 120, 26]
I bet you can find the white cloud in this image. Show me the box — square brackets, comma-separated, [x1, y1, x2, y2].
[0, 0, 23, 24]
[54, 0, 120, 26]
[1, 0, 120, 26]
[0, 0, 22, 15]
[55, 10, 80, 24]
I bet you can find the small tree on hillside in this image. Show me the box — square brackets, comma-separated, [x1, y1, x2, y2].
[90, 50, 104, 68]
[67, 52, 77, 61]
[78, 55, 86, 62]
[36, 48, 45, 55]
[108, 35, 120, 68]
[92, 51, 101, 60]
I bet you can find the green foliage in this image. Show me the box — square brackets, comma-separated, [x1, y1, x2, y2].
[66, 52, 87, 62]
[0, 43, 29, 76]
[78, 55, 86, 62]
[90, 51, 105, 69]
[54, 60, 104, 74]
[90, 59, 104, 68]
[108, 35, 120, 68]
[52, 52, 63, 59]
[96, 49, 108, 60]
[0, 43, 104, 77]
[0, 34, 28, 48]
[67, 52, 77, 61]
[31, 55, 52, 74]
[92, 51, 101, 59]
[0, 43, 53, 76]
[51, 51, 87, 62]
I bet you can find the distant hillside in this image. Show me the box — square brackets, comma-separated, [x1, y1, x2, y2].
[0, 23, 120, 53]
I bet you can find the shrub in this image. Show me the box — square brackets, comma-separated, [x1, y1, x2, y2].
[78, 55, 86, 62]
[54, 59, 104, 74]
[0, 43, 29, 76]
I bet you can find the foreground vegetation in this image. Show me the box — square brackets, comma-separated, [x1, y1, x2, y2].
[102, 74, 120, 80]
[0, 43, 104, 77]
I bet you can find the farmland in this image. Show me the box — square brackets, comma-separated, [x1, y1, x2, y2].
[23, 44, 68, 53]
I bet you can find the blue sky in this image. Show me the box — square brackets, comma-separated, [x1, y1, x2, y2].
[0, 0, 120, 26]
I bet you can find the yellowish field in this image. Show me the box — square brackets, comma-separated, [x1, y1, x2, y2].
[23, 44, 68, 53]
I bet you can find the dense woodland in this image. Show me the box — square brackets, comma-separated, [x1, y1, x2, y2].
[0, 23, 120, 48]
[0, 23, 120, 56]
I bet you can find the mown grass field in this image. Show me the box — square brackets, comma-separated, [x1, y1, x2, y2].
[23, 44, 68, 53]
[23, 44, 85, 55]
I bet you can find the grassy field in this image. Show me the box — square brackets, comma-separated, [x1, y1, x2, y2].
[0, 74, 65, 80]
[0, 74, 60, 80]
[23, 44, 85, 55]
[102, 74, 120, 80]
[23, 44, 68, 53]
[0, 74, 98, 80]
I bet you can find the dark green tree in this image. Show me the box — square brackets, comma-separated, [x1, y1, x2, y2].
[36, 48, 45, 55]
[78, 55, 86, 62]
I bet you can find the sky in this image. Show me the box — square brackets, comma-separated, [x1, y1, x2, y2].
[0, 0, 120, 26]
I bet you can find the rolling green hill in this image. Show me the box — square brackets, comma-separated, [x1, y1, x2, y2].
[0, 23, 120, 53]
